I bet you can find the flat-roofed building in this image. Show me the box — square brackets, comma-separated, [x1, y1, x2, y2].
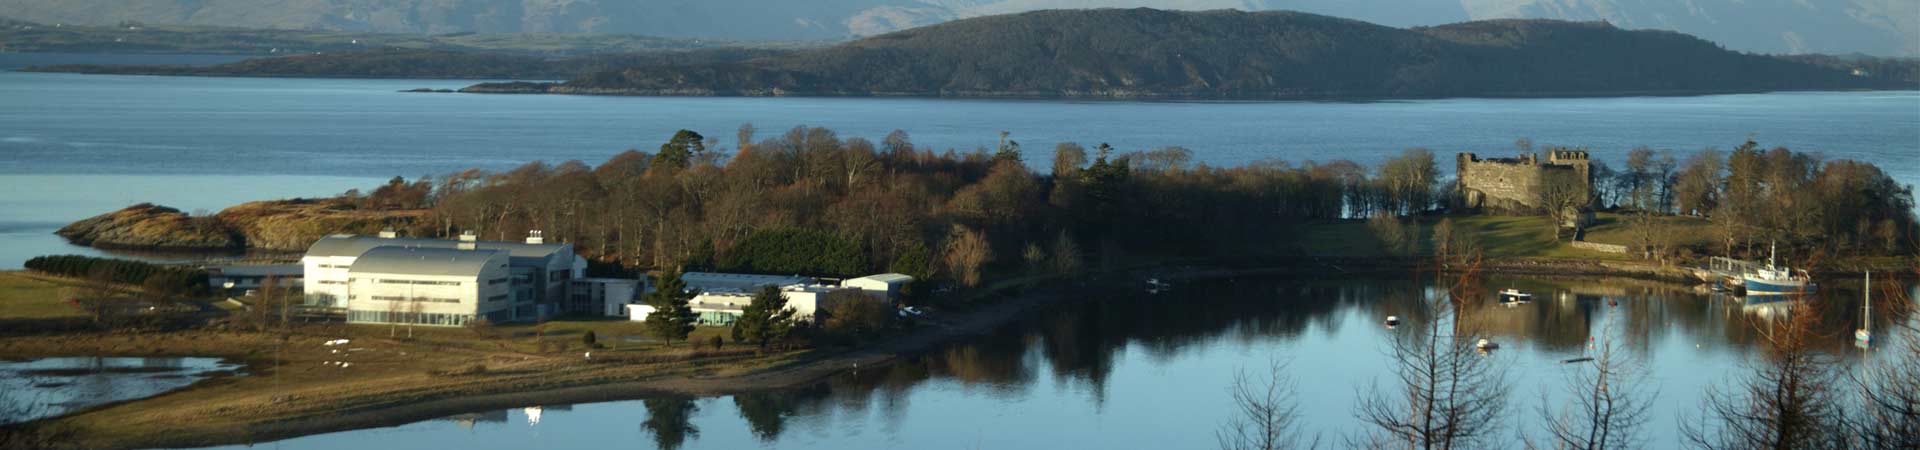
[302, 229, 584, 321]
[344, 246, 511, 326]
[207, 264, 304, 293]
[571, 277, 644, 317]
[663, 271, 901, 326]
[687, 283, 847, 326]
[843, 273, 913, 301]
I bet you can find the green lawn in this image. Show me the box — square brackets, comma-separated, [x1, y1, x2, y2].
[0, 271, 84, 319]
[1301, 212, 1717, 261]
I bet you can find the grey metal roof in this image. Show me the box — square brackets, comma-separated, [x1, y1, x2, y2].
[207, 264, 303, 277]
[347, 246, 505, 277]
[680, 272, 814, 293]
[306, 234, 570, 260]
[847, 273, 914, 284]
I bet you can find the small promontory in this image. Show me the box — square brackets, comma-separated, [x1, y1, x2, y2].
[56, 203, 241, 251]
[57, 199, 424, 252]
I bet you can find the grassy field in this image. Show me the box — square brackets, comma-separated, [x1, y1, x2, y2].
[0, 271, 83, 319]
[1301, 212, 1718, 260]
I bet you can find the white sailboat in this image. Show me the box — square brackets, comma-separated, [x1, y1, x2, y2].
[1855, 272, 1872, 344]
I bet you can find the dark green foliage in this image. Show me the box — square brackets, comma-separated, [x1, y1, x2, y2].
[651, 130, 706, 172]
[643, 268, 698, 345]
[887, 243, 933, 301]
[488, 9, 1905, 99]
[729, 285, 795, 349]
[23, 255, 207, 295]
[718, 228, 868, 277]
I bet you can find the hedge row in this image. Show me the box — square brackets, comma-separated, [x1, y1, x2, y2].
[24, 255, 209, 295]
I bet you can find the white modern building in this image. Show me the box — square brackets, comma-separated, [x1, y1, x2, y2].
[342, 246, 512, 326]
[302, 229, 588, 325]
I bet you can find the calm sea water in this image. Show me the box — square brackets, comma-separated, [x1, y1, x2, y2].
[1, 67, 1917, 268]
[179, 276, 1917, 450]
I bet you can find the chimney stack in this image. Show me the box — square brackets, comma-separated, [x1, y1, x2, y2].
[378, 227, 397, 239]
[526, 230, 544, 245]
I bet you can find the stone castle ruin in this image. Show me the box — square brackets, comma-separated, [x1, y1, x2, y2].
[1455, 150, 1592, 213]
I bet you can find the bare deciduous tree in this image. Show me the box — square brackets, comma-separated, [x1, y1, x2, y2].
[1218, 359, 1318, 450]
[1354, 272, 1509, 449]
[1684, 300, 1847, 450]
[1533, 312, 1653, 450]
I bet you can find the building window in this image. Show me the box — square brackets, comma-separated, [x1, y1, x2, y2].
[376, 279, 463, 286]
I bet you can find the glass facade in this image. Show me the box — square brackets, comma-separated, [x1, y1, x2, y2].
[348, 310, 475, 326]
[697, 311, 739, 326]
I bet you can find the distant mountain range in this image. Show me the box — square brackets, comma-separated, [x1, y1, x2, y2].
[0, 0, 1912, 56]
[458, 9, 1908, 99]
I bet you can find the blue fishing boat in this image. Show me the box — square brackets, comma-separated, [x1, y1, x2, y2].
[1742, 244, 1815, 294]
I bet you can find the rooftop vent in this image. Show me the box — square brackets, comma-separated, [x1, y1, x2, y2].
[526, 230, 544, 245]
[459, 230, 477, 242]
[378, 227, 397, 239]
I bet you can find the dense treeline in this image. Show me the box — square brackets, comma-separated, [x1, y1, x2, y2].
[350, 126, 1911, 291]
[23, 255, 209, 295]
[360, 125, 1450, 288]
[1580, 139, 1916, 258]
[28, 48, 789, 80]
[466, 9, 1911, 98]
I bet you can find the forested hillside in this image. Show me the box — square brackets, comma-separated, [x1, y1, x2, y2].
[26, 48, 789, 80]
[3, 0, 1910, 56]
[465, 9, 1909, 99]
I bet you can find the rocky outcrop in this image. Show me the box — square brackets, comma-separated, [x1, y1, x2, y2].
[213, 199, 421, 251]
[56, 203, 242, 251]
[58, 200, 423, 252]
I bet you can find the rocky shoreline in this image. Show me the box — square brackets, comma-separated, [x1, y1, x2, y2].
[56, 200, 421, 253]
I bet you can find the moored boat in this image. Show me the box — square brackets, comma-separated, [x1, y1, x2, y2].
[1742, 244, 1816, 294]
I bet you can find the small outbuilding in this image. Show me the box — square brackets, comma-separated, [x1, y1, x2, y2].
[843, 273, 914, 301]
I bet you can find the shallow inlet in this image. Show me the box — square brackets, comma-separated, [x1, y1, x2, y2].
[1, 357, 243, 425]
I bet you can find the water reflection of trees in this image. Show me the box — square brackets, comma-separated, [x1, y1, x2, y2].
[640, 396, 699, 450]
[723, 276, 1916, 443]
